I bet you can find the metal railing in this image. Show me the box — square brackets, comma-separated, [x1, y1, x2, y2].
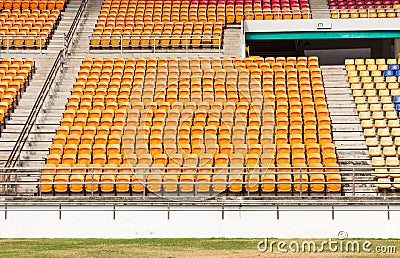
[0, 165, 390, 197]
[0, 200, 399, 221]
[4, 0, 88, 170]
[0, 36, 46, 54]
[88, 34, 222, 54]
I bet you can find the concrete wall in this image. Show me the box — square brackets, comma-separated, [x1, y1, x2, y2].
[395, 39, 400, 56]
[0, 204, 400, 238]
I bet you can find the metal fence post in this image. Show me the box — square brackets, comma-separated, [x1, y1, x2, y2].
[186, 35, 188, 53]
[218, 37, 221, 54]
[194, 167, 198, 197]
[4, 203, 7, 220]
[39, 168, 42, 197]
[247, 168, 250, 196]
[352, 167, 355, 197]
[299, 167, 303, 198]
[143, 167, 146, 198]
[88, 36, 91, 53]
[91, 167, 94, 197]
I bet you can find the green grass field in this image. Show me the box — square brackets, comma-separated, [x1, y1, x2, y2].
[0, 238, 399, 257]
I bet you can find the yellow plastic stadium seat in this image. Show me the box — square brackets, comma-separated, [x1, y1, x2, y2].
[377, 178, 391, 189]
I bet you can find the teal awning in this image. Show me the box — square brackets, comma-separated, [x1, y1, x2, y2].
[246, 31, 400, 40]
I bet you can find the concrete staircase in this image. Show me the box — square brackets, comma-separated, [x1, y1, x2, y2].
[20, 0, 103, 170]
[322, 65, 376, 196]
[223, 25, 243, 57]
[0, 56, 58, 167]
[0, 0, 95, 195]
[46, 0, 86, 53]
[309, 0, 331, 19]
[0, 1, 85, 163]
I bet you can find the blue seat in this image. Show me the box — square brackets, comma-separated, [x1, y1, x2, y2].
[396, 104, 400, 112]
[394, 96, 400, 104]
[389, 64, 399, 71]
[383, 70, 394, 77]
[396, 70, 400, 76]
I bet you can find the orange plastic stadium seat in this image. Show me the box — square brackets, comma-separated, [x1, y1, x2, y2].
[69, 164, 86, 193]
[54, 164, 71, 193]
[40, 164, 56, 193]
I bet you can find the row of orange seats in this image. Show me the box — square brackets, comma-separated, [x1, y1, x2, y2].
[0, 0, 67, 11]
[0, 10, 60, 47]
[91, 0, 310, 48]
[91, 21, 223, 48]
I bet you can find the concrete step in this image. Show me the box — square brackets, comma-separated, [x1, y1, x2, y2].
[321, 65, 374, 194]
[0, 0, 87, 174]
[223, 27, 243, 57]
[19, 0, 103, 172]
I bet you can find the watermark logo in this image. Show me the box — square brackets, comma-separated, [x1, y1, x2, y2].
[257, 232, 396, 254]
[337, 230, 348, 240]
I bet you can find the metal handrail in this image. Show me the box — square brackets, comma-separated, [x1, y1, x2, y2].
[0, 169, 359, 176]
[65, 0, 88, 48]
[4, 52, 63, 168]
[0, 165, 387, 170]
[0, 165, 390, 170]
[0, 166, 391, 197]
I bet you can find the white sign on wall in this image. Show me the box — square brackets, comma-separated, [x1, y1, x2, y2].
[316, 21, 332, 29]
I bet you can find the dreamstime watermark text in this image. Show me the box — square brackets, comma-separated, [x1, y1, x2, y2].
[257, 232, 396, 254]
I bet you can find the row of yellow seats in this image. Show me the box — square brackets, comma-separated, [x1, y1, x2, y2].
[354, 96, 400, 106]
[375, 167, 400, 178]
[366, 136, 400, 148]
[331, 10, 400, 19]
[349, 77, 400, 85]
[346, 64, 398, 72]
[371, 156, 400, 167]
[351, 83, 400, 91]
[353, 88, 400, 98]
[361, 117, 400, 130]
[376, 177, 400, 189]
[369, 145, 400, 157]
[345, 58, 399, 65]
